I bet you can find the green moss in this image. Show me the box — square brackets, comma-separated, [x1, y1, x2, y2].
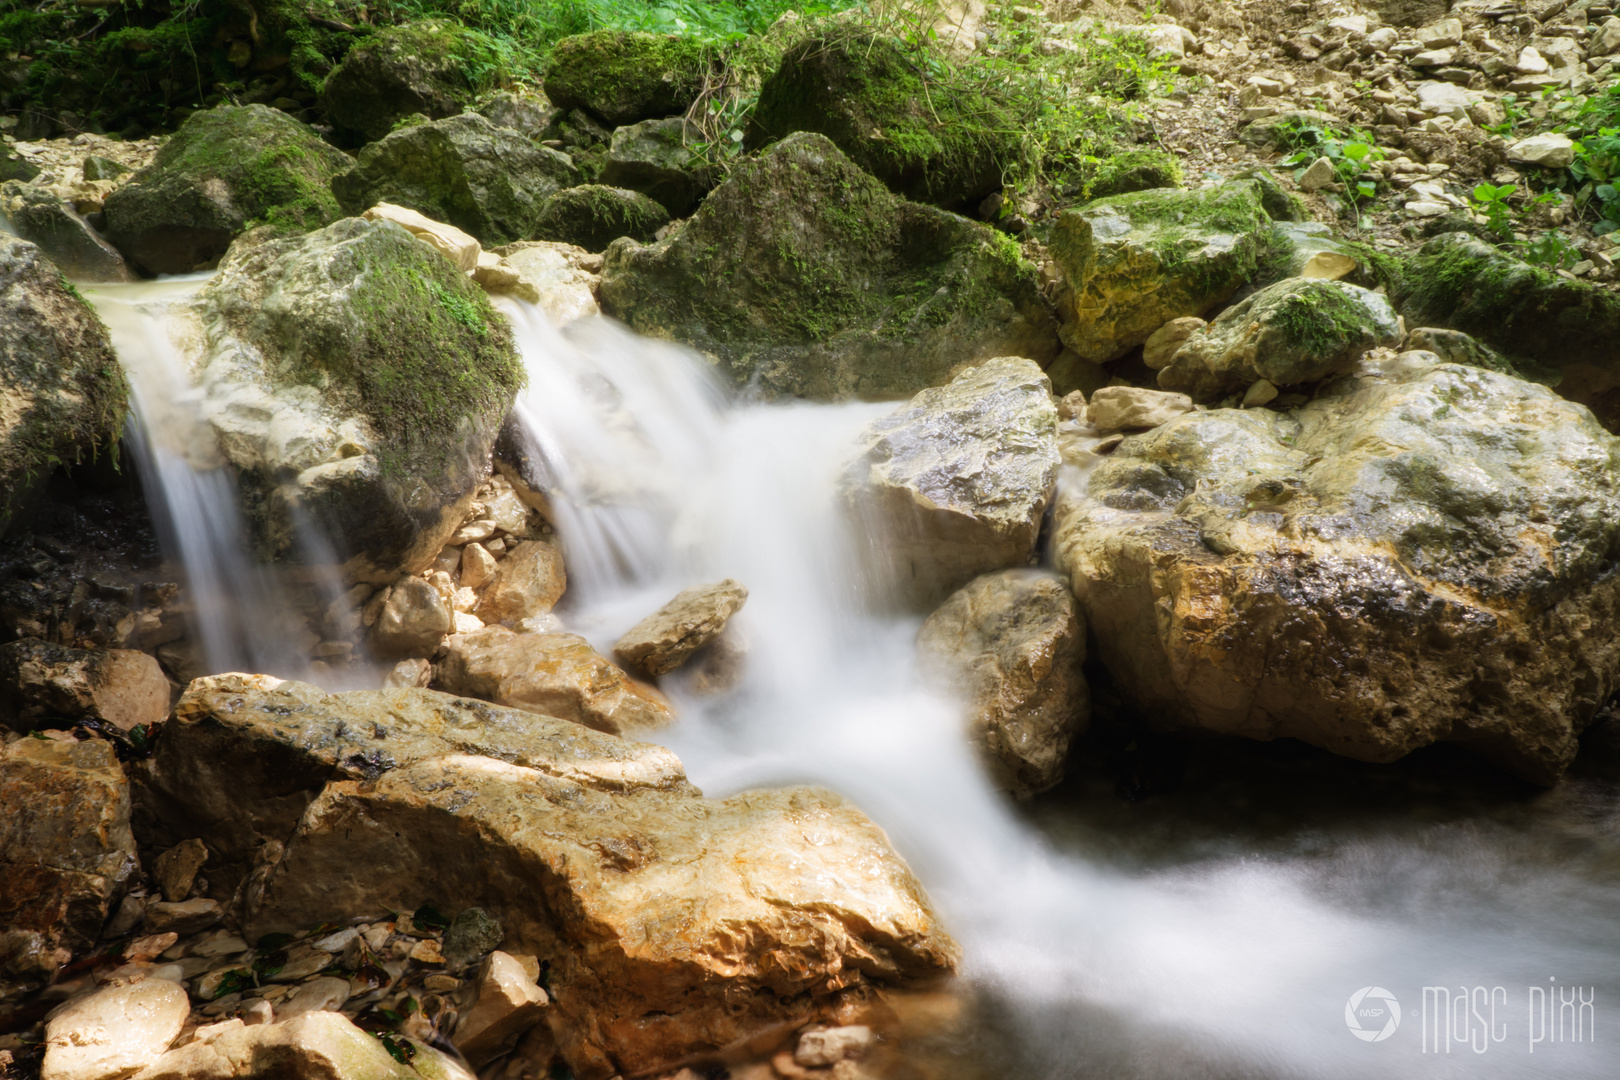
[1087, 149, 1184, 200]
[543, 30, 710, 127]
[1272, 280, 1375, 355]
[533, 185, 670, 251]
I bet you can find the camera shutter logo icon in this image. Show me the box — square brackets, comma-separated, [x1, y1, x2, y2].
[1346, 986, 1401, 1042]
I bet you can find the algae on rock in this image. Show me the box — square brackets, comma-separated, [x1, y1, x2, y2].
[542, 30, 709, 127]
[533, 185, 669, 253]
[1087, 148, 1184, 200]
[319, 20, 513, 142]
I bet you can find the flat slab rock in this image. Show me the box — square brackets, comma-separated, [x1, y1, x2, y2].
[614, 579, 748, 677]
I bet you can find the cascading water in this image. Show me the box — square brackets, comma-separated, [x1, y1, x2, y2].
[499, 298, 1620, 1079]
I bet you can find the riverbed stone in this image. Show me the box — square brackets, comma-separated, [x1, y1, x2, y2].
[614, 579, 748, 677]
[318, 20, 507, 142]
[1052, 350, 1620, 784]
[599, 118, 717, 217]
[493, 241, 602, 324]
[474, 539, 566, 625]
[0, 639, 169, 733]
[369, 578, 453, 660]
[542, 30, 709, 127]
[0, 181, 132, 282]
[532, 185, 668, 253]
[843, 357, 1059, 606]
[129, 1011, 420, 1080]
[454, 951, 547, 1066]
[41, 978, 189, 1080]
[1085, 386, 1195, 432]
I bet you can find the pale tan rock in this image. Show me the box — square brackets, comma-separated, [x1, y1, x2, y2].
[475, 540, 566, 625]
[460, 542, 498, 591]
[362, 202, 480, 271]
[1085, 387, 1194, 433]
[1056, 390, 1087, 421]
[275, 976, 350, 1018]
[455, 951, 548, 1067]
[1, 640, 169, 733]
[130, 1011, 417, 1080]
[369, 578, 452, 660]
[1298, 156, 1336, 192]
[1299, 250, 1357, 280]
[437, 627, 675, 735]
[917, 571, 1087, 798]
[123, 933, 177, 962]
[1142, 316, 1206, 370]
[384, 658, 433, 689]
[471, 251, 538, 302]
[42, 978, 188, 1080]
[1242, 379, 1279, 407]
[153, 839, 207, 903]
[142, 900, 222, 936]
[614, 580, 749, 677]
[494, 241, 601, 325]
[795, 1025, 874, 1066]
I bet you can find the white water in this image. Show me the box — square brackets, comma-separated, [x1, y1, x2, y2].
[498, 299, 1620, 1079]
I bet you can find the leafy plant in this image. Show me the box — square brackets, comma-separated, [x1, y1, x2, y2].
[1469, 182, 1517, 239]
[1517, 231, 1583, 269]
[1276, 119, 1385, 211]
[1569, 127, 1620, 234]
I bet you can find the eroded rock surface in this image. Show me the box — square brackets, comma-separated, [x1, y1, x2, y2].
[0, 639, 169, 733]
[614, 579, 748, 677]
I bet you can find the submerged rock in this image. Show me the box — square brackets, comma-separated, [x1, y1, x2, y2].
[319, 20, 508, 142]
[844, 357, 1059, 606]
[917, 570, 1088, 797]
[492, 241, 602, 324]
[0, 181, 132, 282]
[614, 579, 748, 677]
[601, 133, 1058, 400]
[532, 185, 669, 253]
[0, 639, 169, 733]
[1053, 351, 1620, 783]
[102, 105, 350, 275]
[191, 216, 523, 581]
[542, 30, 709, 127]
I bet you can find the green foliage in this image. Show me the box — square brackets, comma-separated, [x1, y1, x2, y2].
[1086, 148, 1184, 200]
[1276, 118, 1385, 214]
[1569, 127, 1620, 234]
[1469, 182, 1517, 240]
[1517, 231, 1582, 270]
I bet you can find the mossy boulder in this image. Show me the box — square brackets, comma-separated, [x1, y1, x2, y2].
[1389, 232, 1620, 429]
[191, 217, 524, 581]
[600, 118, 718, 217]
[318, 20, 510, 143]
[1, 144, 40, 184]
[533, 185, 669, 253]
[1087, 148, 1184, 200]
[0, 238, 127, 535]
[1049, 181, 1272, 363]
[332, 113, 579, 247]
[0, 182, 132, 283]
[1159, 277, 1402, 401]
[748, 34, 1023, 211]
[599, 132, 1060, 401]
[101, 105, 351, 275]
[543, 30, 709, 128]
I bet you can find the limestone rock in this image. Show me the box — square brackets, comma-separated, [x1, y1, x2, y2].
[843, 357, 1059, 606]
[455, 951, 547, 1066]
[385, 658, 434, 689]
[1050, 182, 1270, 363]
[0, 181, 132, 282]
[1507, 133, 1577, 169]
[1053, 351, 1620, 784]
[599, 118, 717, 217]
[1086, 386, 1195, 432]
[1, 142, 41, 183]
[319, 20, 506, 142]
[1142, 317, 1206, 369]
[436, 627, 674, 735]
[1297, 156, 1336, 192]
[476, 90, 561, 140]
[332, 113, 580, 247]
[130, 1011, 419, 1080]
[1087, 149, 1184, 200]
[614, 579, 748, 677]
[102, 106, 350, 275]
[360, 202, 480, 271]
[602, 133, 1058, 401]
[141, 899, 222, 936]
[191, 217, 523, 581]
[916, 570, 1088, 797]
[474, 539, 566, 625]
[442, 907, 504, 968]
[1159, 278, 1402, 401]
[0, 640, 168, 733]
[0, 738, 136, 967]
[1269, 220, 1362, 283]
[795, 1025, 875, 1066]
[42, 978, 188, 1080]
[1402, 326, 1515, 373]
[492, 242, 602, 325]
[542, 30, 709, 127]
[370, 579, 453, 661]
[152, 838, 207, 903]
[532, 185, 669, 253]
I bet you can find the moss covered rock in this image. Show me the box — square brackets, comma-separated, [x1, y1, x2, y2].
[543, 30, 709, 128]
[318, 20, 509, 143]
[599, 132, 1059, 401]
[1389, 231, 1620, 429]
[1159, 277, 1401, 401]
[1049, 181, 1272, 364]
[748, 34, 1022, 211]
[332, 112, 578, 247]
[600, 118, 718, 217]
[101, 105, 350, 275]
[191, 217, 524, 581]
[1087, 148, 1184, 200]
[0, 182, 132, 283]
[533, 185, 669, 253]
[1, 144, 40, 184]
[0, 238, 127, 534]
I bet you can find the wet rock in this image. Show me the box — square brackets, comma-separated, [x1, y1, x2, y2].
[274, 975, 349, 1017]
[360, 201, 480, 270]
[614, 579, 748, 677]
[600, 132, 1059, 400]
[532, 185, 669, 253]
[0, 737, 135, 971]
[0, 182, 132, 282]
[370, 579, 453, 661]
[1402, 326, 1514, 373]
[473, 539, 566, 626]
[436, 627, 674, 735]
[442, 907, 503, 968]
[542, 30, 708, 127]
[319, 20, 504, 142]
[102, 106, 350, 275]
[1159, 278, 1402, 402]
[385, 658, 434, 689]
[454, 951, 546, 1066]
[0, 237, 126, 535]
[131, 1011, 419, 1080]
[843, 357, 1059, 606]
[1050, 182, 1270, 363]
[1085, 386, 1195, 432]
[0, 640, 168, 734]
[41, 978, 188, 1080]
[795, 1025, 874, 1066]
[599, 118, 717, 217]
[141, 899, 222, 936]
[192, 216, 523, 581]
[917, 570, 1087, 797]
[333, 113, 579, 247]
[492, 241, 602, 325]
[1053, 351, 1620, 784]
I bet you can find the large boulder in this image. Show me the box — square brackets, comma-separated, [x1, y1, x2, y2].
[917, 570, 1088, 798]
[1, 142, 40, 183]
[142, 675, 957, 1078]
[1389, 231, 1620, 429]
[101, 106, 351, 275]
[1049, 181, 1271, 363]
[531, 185, 669, 253]
[436, 627, 675, 734]
[1158, 277, 1402, 401]
[318, 20, 510, 142]
[332, 113, 580, 247]
[748, 34, 1021, 211]
[40, 978, 189, 1080]
[600, 133, 1059, 400]
[598, 118, 716, 216]
[843, 357, 1059, 606]
[0, 237, 127, 536]
[1052, 350, 1620, 784]
[542, 30, 709, 127]
[188, 217, 524, 581]
[0, 181, 132, 282]
[0, 639, 170, 733]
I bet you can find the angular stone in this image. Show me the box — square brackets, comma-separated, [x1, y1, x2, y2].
[1298, 156, 1336, 192]
[455, 950, 547, 1066]
[1142, 316, 1207, 370]
[129, 1011, 419, 1080]
[473, 539, 566, 626]
[476, 90, 561, 140]
[599, 118, 717, 217]
[436, 627, 674, 735]
[369, 578, 453, 661]
[141, 899, 222, 936]
[1269, 220, 1361, 283]
[492, 241, 602, 325]
[274, 975, 350, 1017]
[1085, 386, 1195, 432]
[0, 181, 132, 282]
[842, 357, 1059, 606]
[442, 906, 504, 968]
[1053, 351, 1620, 784]
[1416, 80, 1471, 118]
[360, 202, 480, 271]
[152, 838, 207, 903]
[542, 30, 708, 127]
[795, 1025, 875, 1066]
[42, 978, 189, 1080]
[916, 570, 1088, 797]
[384, 658, 433, 689]
[1, 142, 41, 183]
[0, 640, 169, 734]
[614, 579, 748, 677]
[1507, 133, 1576, 169]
